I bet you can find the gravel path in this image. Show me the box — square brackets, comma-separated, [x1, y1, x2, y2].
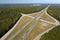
[20, 7, 46, 40]
[9, 18, 34, 40]
[20, 19, 40, 40]
[34, 5, 60, 40]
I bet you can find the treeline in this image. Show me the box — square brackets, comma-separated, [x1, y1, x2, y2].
[40, 25, 60, 40]
[47, 5, 60, 21]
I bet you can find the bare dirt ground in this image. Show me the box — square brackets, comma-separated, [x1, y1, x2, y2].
[1, 5, 59, 40]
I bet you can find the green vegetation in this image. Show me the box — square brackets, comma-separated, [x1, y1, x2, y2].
[48, 5, 60, 21]
[40, 25, 60, 40]
[0, 5, 46, 38]
[40, 5, 60, 40]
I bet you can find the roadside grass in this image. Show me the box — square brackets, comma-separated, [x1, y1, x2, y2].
[40, 5, 60, 40]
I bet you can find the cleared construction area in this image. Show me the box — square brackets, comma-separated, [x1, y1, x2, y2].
[1, 5, 60, 40]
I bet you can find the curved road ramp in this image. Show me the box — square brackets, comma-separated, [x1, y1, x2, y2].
[0, 5, 60, 40]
